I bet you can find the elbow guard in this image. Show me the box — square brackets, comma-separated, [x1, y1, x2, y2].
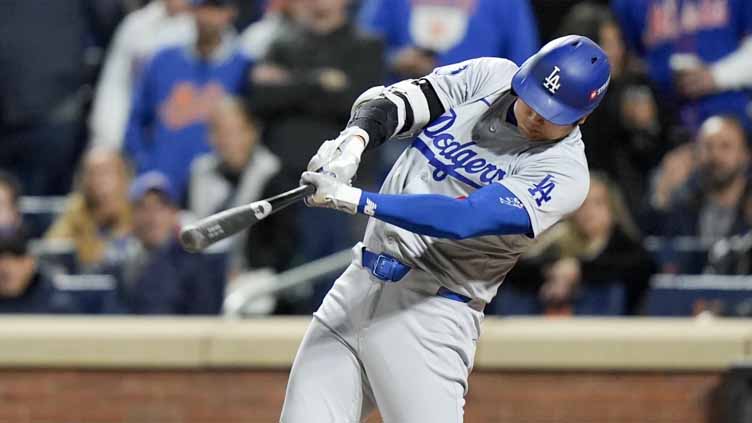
[348, 97, 399, 149]
[347, 79, 445, 149]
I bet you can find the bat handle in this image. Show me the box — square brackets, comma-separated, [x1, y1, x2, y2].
[179, 184, 316, 253]
[270, 184, 316, 205]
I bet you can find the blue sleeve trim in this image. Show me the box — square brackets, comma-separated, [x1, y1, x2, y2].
[357, 183, 532, 239]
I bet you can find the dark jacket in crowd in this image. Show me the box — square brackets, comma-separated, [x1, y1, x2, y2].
[0, 1, 86, 128]
[0, 269, 79, 314]
[105, 237, 223, 315]
[250, 22, 384, 176]
[503, 227, 655, 315]
[581, 76, 673, 222]
[189, 145, 298, 273]
[659, 173, 752, 273]
[243, 172, 301, 273]
[664, 175, 752, 238]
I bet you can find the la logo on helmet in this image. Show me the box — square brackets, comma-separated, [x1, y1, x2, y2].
[543, 66, 561, 94]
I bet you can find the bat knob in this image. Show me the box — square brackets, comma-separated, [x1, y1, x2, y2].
[179, 226, 207, 253]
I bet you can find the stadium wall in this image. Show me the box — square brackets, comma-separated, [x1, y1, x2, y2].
[0, 316, 749, 423]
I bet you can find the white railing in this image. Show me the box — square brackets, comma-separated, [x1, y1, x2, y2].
[650, 274, 752, 291]
[222, 248, 353, 318]
[19, 196, 68, 215]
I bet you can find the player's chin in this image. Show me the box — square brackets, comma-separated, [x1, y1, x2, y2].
[521, 127, 545, 141]
[517, 122, 538, 140]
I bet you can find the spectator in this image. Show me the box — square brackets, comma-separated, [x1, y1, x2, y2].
[660, 115, 752, 273]
[556, 3, 670, 222]
[105, 171, 221, 314]
[649, 141, 696, 213]
[89, 0, 194, 149]
[612, 0, 752, 133]
[496, 173, 655, 316]
[238, 0, 296, 60]
[45, 147, 132, 271]
[0, 171, 23, 238]
[249, 0, 384, 310]
[357, 0, 539, 80]
[531, 0, 610, 43]
[0, 230, 79, 313]
[0, 1, 89, 195]
[249, 0, 385, 177]
[189, 96, 298, 274]
[124, 0, 252, 202]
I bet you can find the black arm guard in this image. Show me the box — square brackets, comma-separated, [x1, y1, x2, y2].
[347, 79, 445, 150]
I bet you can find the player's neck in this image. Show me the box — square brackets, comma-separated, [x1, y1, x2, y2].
[505, 100, 518, 126]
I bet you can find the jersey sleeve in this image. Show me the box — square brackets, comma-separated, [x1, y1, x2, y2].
[421, 57, 519, 111]
[499, 153, 590, 237]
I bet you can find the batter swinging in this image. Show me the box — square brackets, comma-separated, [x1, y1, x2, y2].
[281, 35, 611, 422]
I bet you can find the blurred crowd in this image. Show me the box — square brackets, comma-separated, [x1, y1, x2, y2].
[1, 0, 752, 317]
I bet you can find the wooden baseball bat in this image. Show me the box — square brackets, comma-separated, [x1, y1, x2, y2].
[179, 184, 316, 253]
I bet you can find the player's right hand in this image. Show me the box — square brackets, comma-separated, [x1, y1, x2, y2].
[307, 127, 369, 184]
[300, 171, 361, 215]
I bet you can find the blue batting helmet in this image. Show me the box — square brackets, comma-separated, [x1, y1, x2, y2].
[512, 35, 611, 125]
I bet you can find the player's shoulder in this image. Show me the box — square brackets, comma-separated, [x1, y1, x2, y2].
[521, 129, 588, 177]
[443, 57, 519, 77]
[431, 57, 519, 95]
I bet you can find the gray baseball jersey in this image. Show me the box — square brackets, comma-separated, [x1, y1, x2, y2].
[282, 57, 592, 423]
[362, 57, 590, 304]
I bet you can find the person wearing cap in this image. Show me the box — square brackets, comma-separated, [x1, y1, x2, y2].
[123, 0, 252, 203]
[103, 171, 221, 315]
[0, 230, 79, 313]
[281, 36, 611, 421]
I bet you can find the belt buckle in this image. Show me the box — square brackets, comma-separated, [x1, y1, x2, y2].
[372, 254, 396, 281]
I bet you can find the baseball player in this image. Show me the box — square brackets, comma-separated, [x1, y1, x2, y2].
[281, 35, 611, 422]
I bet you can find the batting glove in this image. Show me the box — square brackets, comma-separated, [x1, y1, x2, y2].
[307, 127, 369, 184]
[300, 171, 362, 215]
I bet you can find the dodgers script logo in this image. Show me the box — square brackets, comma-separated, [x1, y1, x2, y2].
[412, 110, 506, 189]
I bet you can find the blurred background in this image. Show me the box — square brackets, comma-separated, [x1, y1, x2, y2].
[0, 0, 752, 421]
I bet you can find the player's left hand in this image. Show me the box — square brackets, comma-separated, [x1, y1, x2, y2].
[307, 127, 368, 184]
[300, 171, 362, 215]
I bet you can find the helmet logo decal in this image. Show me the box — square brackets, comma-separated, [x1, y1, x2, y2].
[542, 66, 561, 94]
[589, 76, 610, 102]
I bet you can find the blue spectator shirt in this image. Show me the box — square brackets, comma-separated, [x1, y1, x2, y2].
[613, 0, 752, 131]
[358, 0, 539, 67]
[124, 38, 252, 200]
